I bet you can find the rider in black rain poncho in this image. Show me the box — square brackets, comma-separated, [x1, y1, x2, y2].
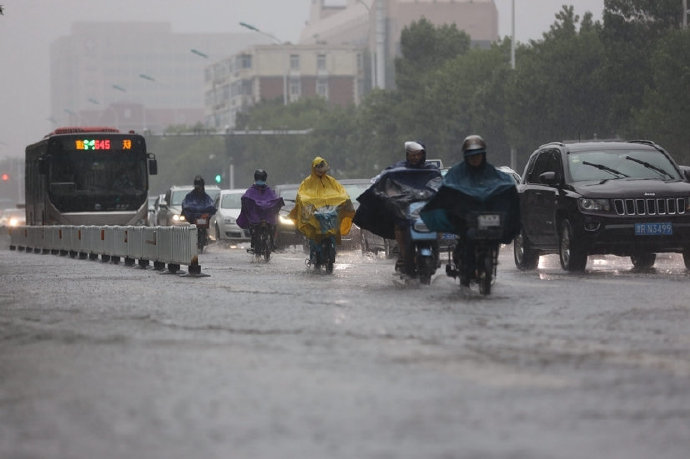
[420, 135, 520, 285]
[354, 141, 442, 278]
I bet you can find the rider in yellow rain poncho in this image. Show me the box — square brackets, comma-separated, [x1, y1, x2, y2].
[289, 156, 355, 244]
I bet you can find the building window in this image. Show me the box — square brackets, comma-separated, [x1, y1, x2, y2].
[238, 54, 252, 69]
[289, 76, 301, 100]
[290, 54, 300, 71]
[316, 77, 328, 99]
[317, 54, 326, 71]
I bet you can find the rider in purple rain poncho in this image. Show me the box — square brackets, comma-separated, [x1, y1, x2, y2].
[236, 169, 284, 252]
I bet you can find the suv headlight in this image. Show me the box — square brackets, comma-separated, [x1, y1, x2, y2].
[578, 198, 610, 212]
[172, 214, 186, 222]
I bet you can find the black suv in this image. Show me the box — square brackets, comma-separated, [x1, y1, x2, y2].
[514, 140, 690, 271]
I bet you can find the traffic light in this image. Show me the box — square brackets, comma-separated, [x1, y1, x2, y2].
[214, 174, 222, 184]
[1, 173, 9, 181]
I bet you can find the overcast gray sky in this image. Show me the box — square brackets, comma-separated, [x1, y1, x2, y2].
[0, 0, 604, 159]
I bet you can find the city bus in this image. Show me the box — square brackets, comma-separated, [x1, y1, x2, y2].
[25, 126, 157, 226]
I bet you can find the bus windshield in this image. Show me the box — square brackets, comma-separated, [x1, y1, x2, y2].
[49, 150, 147, 212]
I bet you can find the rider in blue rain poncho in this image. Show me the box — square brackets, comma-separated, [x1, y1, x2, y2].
[181, 175, 217, 222]
[420, 135, 520, 285]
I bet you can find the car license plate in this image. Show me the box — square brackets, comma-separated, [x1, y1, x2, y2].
[634, 222, 672, 236]
[441, 233, 456, 240]
[477, 214, 500, 229]
[197, 218, 207, 225]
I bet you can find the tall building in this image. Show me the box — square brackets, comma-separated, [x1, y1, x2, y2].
[205, 44, 365, 130]
[50, 22, 271, 132]
[300, 0, 499, 88]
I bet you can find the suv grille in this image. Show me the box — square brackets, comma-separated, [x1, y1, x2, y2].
[613, 198, 687, 216]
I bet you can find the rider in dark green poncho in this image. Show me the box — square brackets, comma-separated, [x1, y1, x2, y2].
[420, 135, 520, 284]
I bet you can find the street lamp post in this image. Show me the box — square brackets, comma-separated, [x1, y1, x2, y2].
[684, 0, 688, 28]
[510, 0, 517, 171]
[238, 22, 283, 45]
[239, 21, 288, 105]
[190, 48, 209, 59]
[138, 73, 158, 130]
[357, 0, 378, 90]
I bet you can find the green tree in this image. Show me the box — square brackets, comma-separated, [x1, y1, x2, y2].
[395, 18, 471, 94]
[424, 40, 513, 166]
[633, 29, 690, 163]
[506, 6, 609, 159]
[601, 0, 683, 133]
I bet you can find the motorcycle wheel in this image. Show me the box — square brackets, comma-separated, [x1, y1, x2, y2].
[478, 249, 493, 295]
[324, 238, 336, 274]
[418, 255, 434, 285]
[261, 228, 271, 262]
[197, 228, 206, 253]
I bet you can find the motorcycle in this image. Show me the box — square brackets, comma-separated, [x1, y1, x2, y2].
[404, 200, 439, 285]
[250, 220, 274, 262]
[445, 211, 505, 295]
[191, 212, 211, 253]
[306, 205, 339, 274]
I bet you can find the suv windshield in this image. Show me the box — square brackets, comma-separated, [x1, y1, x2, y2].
[568, 149, 682, 182]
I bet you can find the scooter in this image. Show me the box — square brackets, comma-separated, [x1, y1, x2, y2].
[190, 213, 211, 253]
[446, 211, 505, 295]
[191, 212, 211, 253]
[406, 200, 439, 285]
[306, 205, 338, 274]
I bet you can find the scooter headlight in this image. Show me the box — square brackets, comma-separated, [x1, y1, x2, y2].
[413, 221, 430, 232]
[279, 214, 295, 226]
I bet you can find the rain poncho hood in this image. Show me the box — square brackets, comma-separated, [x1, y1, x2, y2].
[420, 161, 520, 243]
[288, 157, 355, 241]
[354, 166, 442, 239]
[236, 184, 284, 228]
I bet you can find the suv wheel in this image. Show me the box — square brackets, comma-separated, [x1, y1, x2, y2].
[559, 218, 587, 272]
[683, 248, 690, 270]
[630, 253, 656, 269]
[513, 228, 539, 270]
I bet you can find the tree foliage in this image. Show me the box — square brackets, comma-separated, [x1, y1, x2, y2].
[152, 2, 690, 190]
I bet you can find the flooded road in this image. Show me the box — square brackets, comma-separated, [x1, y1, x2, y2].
[1, 237, 689, 458]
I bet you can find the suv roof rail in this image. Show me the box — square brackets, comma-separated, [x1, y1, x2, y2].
[537, 141, 564, 149]
[628, 139, 657, 147]
[562, 138, 624, 144]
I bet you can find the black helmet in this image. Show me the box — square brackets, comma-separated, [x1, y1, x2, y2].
[254, 169, 268, 182]
[462, 135, 486, 158]
[193, 175, 205, 187]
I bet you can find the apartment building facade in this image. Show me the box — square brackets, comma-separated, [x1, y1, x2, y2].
[204, 44, 365, 130]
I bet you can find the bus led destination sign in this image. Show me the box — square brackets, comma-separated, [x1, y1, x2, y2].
[74, 138, 133, 150]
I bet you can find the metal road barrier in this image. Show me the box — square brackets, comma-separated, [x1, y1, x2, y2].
[8, 225, 203, 275]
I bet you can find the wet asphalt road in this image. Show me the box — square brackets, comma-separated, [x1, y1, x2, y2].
[1, 235, 689, 459]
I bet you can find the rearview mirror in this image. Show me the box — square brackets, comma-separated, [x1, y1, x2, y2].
[539, 171, 558, 185]
[148, 153, 158, 175]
